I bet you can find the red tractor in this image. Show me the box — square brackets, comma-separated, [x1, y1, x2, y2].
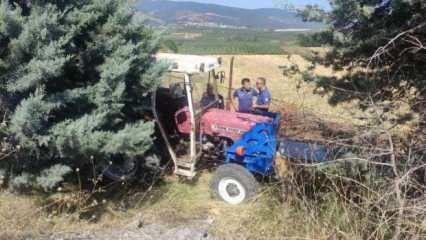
[106, 54, 282, 204]
[151, 54, 277, 177]
[105, 54, 342, 205]
[150, 55, 352, 205]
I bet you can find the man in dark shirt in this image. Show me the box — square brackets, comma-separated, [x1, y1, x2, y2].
[254, 77, 272, 114]
[201, 83, 224, 109]
[233, 78, 258, 113]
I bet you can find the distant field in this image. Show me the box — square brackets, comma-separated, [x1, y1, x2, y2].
[165, 27, 316, 55]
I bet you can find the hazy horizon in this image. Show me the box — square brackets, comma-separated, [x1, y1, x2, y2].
[169, 0, 331, 10]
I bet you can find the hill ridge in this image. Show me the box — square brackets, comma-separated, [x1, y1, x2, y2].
[137, 0, 324, 29]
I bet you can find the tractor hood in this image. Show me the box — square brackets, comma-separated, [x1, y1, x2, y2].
[175, 107, 272, 141]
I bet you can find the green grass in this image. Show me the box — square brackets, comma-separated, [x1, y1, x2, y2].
[165, 27, 313, 55]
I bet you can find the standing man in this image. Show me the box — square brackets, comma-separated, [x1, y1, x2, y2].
[254, 77, 272, 114]
[233, 78, 258, 113]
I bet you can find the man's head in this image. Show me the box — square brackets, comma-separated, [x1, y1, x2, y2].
[256, 77, 267, 90]
[241, 78, 251, 90]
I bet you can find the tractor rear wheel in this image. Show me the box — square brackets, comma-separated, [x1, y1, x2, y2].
[103, 147, 163, 182]
[103, 155, 139, 182]
[210, 163, 258, 205]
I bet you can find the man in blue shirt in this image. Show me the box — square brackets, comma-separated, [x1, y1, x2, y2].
[254, 77, 272, 114]
[233, 78, 258, 113]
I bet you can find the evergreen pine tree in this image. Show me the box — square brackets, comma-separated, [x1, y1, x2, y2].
[0, 0, 167, 190]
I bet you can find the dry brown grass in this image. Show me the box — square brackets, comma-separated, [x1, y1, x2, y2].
[132, 172, 338, 240]
[0, 173, 342, 240]
[0, 190, 140, 239]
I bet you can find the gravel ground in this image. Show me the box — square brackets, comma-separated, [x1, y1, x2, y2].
[44, 219, 217, 240]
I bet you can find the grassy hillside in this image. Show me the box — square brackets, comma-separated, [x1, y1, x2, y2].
[0, 173, 363, 240]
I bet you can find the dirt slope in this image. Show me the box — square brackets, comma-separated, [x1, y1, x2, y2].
[43, 219, 215, 240]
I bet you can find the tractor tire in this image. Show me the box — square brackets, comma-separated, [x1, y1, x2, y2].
[210, 163, 258, 205]
[103, 146, 164, 182]
[103, 156, 139, 182]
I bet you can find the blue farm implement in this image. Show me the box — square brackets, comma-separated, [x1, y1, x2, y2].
[210, 113, 338, 205]
[225, 113, 281, 176]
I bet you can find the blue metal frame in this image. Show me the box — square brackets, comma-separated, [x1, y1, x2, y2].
[225, 113, 281, 176]
[224, 112, 341, 177]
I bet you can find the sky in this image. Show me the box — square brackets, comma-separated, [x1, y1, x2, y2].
[171, 0, 331, 9]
